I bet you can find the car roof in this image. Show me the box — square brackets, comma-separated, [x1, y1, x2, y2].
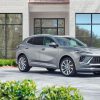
[28, 34, 73, 38]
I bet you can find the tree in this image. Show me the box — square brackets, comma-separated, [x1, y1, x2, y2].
[76, 26, 100, 47]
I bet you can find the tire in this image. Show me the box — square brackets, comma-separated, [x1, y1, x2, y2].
[47, 68, 56, 72]
[93, 72, 100, 75]
[60, 57, 76, 76]
[18, 55, 31, 72]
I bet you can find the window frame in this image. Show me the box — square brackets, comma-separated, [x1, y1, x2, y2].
[27, 36, 44, 46]
[34, 18, 65, 35]
[0, 13, 23, 58]
[75, 13, 100, 46]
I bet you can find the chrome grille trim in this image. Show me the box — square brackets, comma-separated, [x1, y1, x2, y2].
[90, 57, 100, 64]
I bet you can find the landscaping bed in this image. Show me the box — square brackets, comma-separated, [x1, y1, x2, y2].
[0, 79, 83, 100]
[0, 59, 17, 67]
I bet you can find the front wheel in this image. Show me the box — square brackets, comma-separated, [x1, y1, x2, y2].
[18, 55, 31, 72]
[60, 57, 76, 76]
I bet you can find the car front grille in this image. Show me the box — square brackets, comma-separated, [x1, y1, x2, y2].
[90, 57, 100, 64]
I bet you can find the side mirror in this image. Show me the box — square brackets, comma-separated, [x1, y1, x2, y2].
[49, 42, 58, 48]
[84, 43, 87, 47]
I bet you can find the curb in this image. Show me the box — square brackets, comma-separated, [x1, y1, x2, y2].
[0, 66, 17, 69]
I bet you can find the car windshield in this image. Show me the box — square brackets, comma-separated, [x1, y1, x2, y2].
[55, 37, 86, 47]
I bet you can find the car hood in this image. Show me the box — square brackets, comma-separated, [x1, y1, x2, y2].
[64, 46, 100, 55]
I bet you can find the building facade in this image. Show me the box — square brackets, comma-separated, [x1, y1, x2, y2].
[0, 0, 100, 58]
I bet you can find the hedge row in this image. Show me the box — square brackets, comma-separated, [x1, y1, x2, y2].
[0, 79, 83, 100]
[0, 59, 17, 66]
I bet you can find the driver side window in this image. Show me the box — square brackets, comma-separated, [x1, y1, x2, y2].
[44, 37, 55, 46]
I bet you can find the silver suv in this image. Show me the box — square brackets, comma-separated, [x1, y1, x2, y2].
[16, 34, 100, 76]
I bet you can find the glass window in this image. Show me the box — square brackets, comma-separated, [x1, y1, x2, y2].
[33, 37, 44, 45]
[0, 13, 22, 58]
[34, 18, 65, 35]
[6, 14, 22, 24]
[34, 28, 41, 34]
[0, 14, 5, 24]
[34, 19, 41, 27]
[7, 25, 22, 58]
[76, 25, 91, 46]
[58, 19, 64, 27]
[92, 25, 100, 47]
[44, 37, 55, 46]
[92, 25, 100, 37]
[42, 28, 57, 35]
[76, 25, 91, 37]
[55, 37, 85, 47]
[93, 14, 100, 24]
[42, 19, 57, 27]
[0, 25, 5, 58]
[27, 38, 34, 44]
[76, 14, 91, 24]
[58, 28, 64, 35]
[76, 13, 100, 47]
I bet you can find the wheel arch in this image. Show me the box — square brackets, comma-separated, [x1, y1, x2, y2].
[17, 53, 27, 63]
[59, 55, 75, 68]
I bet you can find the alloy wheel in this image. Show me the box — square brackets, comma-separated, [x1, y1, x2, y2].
[60, 57, 76, 76]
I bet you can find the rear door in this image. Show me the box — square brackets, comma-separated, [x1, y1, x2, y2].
[26, 36, 44, 66]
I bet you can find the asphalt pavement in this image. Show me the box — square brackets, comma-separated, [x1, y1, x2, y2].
[0, 67, 100, 100]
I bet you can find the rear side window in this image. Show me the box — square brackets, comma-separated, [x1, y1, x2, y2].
[27, 37, 44, 45]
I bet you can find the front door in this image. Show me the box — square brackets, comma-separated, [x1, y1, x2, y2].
[39, 36, 59, 68]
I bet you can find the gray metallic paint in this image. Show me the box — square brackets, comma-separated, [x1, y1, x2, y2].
[16, 34, 100, 72]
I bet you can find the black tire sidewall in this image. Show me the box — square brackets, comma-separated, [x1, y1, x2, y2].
[18, 55, 30, 72]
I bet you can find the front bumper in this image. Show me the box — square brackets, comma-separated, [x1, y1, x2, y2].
[77, 63, 100, 72]
[76, 55, 100, 72]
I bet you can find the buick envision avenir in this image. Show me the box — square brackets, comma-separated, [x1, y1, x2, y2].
[16, 34, 100, 76]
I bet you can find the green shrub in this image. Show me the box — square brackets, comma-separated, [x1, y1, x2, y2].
[39, 86, 83, 100]
[0, 80, 84, 100]
[0, 80, 36, 100]
[0, 59, 17, 66]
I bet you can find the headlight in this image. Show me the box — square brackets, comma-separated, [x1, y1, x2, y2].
[80, 56, 86, 62]
[79, 56, 93, 63]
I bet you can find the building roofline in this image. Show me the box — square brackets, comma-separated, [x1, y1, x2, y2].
[29, 0, 69, 4]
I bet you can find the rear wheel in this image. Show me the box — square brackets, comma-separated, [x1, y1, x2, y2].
[60, 57, 76, 76]
[18, 55, 31, 72]
[47, 68, 56, 72]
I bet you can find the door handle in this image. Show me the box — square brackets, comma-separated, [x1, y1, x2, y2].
[25, 47, 29, 49]
[42, 48, 45, 51]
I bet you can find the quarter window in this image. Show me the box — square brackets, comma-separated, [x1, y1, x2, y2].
[28, 37, 44, 45]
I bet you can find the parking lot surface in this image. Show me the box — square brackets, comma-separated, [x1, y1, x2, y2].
[0, 67, 100, 100]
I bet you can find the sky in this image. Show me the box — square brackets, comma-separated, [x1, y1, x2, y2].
[76, 14, 100, 37]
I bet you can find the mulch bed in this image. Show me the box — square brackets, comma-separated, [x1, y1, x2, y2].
[0, 66, 17, 69]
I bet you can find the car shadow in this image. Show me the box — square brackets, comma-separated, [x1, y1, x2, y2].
[4, 69, 100, 78]
[28, 70, 100, 78]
